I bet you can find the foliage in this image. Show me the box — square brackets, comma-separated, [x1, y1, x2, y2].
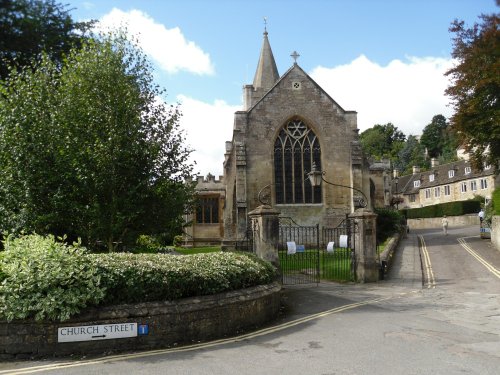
[374, 208, 404, 244]
[492, 187, 500, 216]
[445, 11, 500, 170]
[135, 235, 162, 253]
[175, 247, 221, 255]
[0, 32, 195, 251]
[90, 252, 277, 305]
[0, 0, 93, 80]
[0, 234, 105, 322]
[394, 135, 429, 174]
[402, 199, 481, 219]
[420, 115, 459, 160]
[360, 123, 406, 161]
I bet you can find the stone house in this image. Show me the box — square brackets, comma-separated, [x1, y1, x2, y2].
[393, 158, 498, 209]
[185, 29, 378, 247]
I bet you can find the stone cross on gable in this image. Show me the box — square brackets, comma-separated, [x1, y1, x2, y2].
[291, 50, 300, 64]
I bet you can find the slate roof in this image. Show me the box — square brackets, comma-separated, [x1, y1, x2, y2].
[394, 159, 495, 195]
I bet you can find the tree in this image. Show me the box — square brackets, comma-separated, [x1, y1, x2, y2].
[420, 115, 449, 158]
[445, 10, 500, 169]
[360, 123, 406, 161]
[394, 135, 428, 175]
[0, 0, 93, 80]
[0, 33, 195, 251]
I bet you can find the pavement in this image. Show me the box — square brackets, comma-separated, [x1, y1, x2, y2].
[276, 232, 423, 325]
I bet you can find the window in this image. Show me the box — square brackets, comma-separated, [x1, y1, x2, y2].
[444, 185, 451, 196]
[414, 180, 421, 188]
[429, 174, 435, 182]
[409, 194, 416, 203]
[480, 178, 488, 189]
[465, 166, 471, 174]
[434, 187, 440, 197]
[425, 189, 431, 199]
[461, 182, 467, 193]
[196, 197, 219, 224]
[485, 164, 491, 170]
[470, 180, 477, 191]
[448, 170, 455, 178]
[274, 119, 321, 204]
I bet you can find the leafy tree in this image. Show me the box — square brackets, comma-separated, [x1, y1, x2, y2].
[420, 115, 448, 158]
[445, 10, 500, 169]
[0, 0, 93, 80]
[394, 135, 428, 175]
[0, 33, 195, 251]
[360, 123, 406, 161]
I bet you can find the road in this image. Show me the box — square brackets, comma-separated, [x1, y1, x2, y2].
[1, 225, 499, 374]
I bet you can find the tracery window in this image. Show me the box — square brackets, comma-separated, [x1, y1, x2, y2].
[274, 119, 321, 204]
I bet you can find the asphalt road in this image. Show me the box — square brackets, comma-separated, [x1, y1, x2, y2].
[1, 225, 499, 375]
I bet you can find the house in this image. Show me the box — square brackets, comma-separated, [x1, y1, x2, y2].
[393, 158, 498, 209]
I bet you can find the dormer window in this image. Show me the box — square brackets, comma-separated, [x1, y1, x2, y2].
[448, 170, 455, 178]
[465, 166, 471, 174]
[429, 174, 435, 182]
[414, 180, 421, 188]
[485, 164, 491, 170]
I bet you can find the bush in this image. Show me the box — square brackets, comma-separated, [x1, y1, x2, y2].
[402, 199, 481, 219]
[492, 188, 500, 216]
[134, 234, 161, 253]
[91, 252, 277, 305]
[0, 234, 105, 322]
[375, 208, 404, 244]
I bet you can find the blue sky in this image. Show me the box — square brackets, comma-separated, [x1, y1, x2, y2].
[68, 0, 499, 176]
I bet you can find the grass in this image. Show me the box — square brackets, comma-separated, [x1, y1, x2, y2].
[279, 248, 354, 282]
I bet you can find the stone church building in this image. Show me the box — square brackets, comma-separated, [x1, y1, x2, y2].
[184, 29, 379, 247]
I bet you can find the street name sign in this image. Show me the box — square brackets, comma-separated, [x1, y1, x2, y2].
[58, 323, 138, 342]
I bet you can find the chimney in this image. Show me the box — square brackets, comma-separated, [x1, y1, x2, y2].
[431, 158, 439, 168]
[413, 166, 420, 174]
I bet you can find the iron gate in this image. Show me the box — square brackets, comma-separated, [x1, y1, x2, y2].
[278, 217, 356, 285]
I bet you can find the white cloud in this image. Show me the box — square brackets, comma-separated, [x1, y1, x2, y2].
[310, 55, 454, 136]
[97, 8, 214, 75]
[177, 95, 238, 177]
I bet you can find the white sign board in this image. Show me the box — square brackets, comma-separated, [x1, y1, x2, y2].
[287, 241, 296, 255]
[326, 242, 335, 253]
[58, 323, 138, 342]
[339, 235, 348, 248]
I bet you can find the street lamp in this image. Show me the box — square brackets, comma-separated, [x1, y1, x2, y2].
[307, 163, 368, 208]
[394, 176, 399, 210]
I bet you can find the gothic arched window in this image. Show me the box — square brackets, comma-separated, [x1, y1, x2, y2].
[274, 119, 321, 204]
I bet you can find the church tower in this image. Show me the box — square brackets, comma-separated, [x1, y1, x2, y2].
[221, 28, 369, 248]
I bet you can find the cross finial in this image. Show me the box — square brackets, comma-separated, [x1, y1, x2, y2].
[291, 50, 300, 64]
[263, 17, 268, 33]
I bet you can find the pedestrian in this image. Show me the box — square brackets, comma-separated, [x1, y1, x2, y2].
[442, 215, 448, 235]
[478, 209, 485, 224]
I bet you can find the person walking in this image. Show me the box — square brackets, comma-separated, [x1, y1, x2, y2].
[478, 209, 485, 224]
[442, 215, 449, 235]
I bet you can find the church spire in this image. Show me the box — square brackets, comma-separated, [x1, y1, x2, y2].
[252, 23, 279, 91]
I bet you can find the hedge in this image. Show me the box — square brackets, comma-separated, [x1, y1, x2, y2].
[0, 234, 277, 322]
[402, 199, 481, 219]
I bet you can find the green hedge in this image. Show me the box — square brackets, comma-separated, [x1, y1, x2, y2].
[492, 188, 500, 215]
[402, 199, 481, 219]
[0, 234, 277, 322]
[91, 252, 276, 305]
[374, 208, 404, 244]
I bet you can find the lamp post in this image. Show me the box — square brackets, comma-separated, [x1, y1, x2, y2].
[307, 163, 368, 208]
[394, 177, 399, 210]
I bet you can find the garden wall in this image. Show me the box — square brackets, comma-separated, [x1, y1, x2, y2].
[491, 216, 500, 252]
[407, 214, 479, 230]
[0, 282, 281, 360]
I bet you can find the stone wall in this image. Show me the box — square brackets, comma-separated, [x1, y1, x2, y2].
[407, 214, 479, 230]
[0, 283, 281, 360]
[491, 216, 500, 252]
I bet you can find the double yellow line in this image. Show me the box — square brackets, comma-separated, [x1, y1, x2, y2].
[458, 237, 500, 279]
[418, 235, 436, 289]
[0, 295, 394, 374]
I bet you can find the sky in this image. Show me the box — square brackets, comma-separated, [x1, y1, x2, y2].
[67, 0, 499, 177]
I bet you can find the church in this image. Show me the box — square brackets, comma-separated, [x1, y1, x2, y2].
[184, 29, 386, 247]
